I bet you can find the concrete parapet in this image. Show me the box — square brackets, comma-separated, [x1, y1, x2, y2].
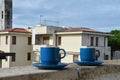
[1, 61, 120, 80]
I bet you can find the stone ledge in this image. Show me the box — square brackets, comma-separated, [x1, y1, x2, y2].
[1, 60, 120, 80]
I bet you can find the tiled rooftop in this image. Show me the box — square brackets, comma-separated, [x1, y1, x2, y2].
[0, 28, 31, 33]
[63, 27, 102, 33]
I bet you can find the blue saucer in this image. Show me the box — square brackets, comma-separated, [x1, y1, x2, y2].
[32, 62, 68, 69]
[74, 60, 103, 66]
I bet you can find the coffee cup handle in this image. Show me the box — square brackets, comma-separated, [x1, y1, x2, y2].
[95, 50, 100, 58]
[59, 49, 66, 59]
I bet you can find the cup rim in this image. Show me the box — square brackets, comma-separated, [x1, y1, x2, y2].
[41, 46, 59, 48]
[80, 48, 95, 49]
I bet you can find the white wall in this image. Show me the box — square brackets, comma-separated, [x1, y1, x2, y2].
[81, 34, 111, 60]
[82, 34, 105, 47]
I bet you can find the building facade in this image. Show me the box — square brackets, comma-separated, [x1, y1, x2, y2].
[0, 28, 32, 68]
[0, 25, 112, 68]
[32, 25, 112, 63]
[0, 0, 12, 30]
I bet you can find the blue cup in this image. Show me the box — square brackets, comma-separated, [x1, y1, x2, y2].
[80, 48, 100, 62]
[40, 47, 66, 65]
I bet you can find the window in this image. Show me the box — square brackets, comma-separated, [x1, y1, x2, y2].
[11, 55, 15, 62]
[6, 36, 8, 44]
[96, 37, 99, 46]
[7, 11, 10, 20]
[7, 20, 10, 25]
[0, 36, 2, 44]
[43, 37, 49, 45]
[1, 11, 3, 19]
[7, 11, 10, 25]
[90, 37, 94, 46]
[28, 37, 31, 45]
[58, 37, 61, 45]
[12, 36, 16, 45]
[27, 53, 31, 61]
[35, 35, 41, 44]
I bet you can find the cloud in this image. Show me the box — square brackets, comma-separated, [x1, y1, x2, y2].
[10, 0, 120, 32]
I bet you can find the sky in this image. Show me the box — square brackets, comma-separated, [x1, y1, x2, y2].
[3, 0, 120, 32]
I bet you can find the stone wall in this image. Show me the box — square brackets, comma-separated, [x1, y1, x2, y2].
[1, 62, 120, 80]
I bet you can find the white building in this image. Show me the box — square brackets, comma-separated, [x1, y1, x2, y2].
[0, 25, 112, 68]
[32, 25, 112, 63]
[0, 28, 32, 68]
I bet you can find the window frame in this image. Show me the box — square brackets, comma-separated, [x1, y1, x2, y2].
[96, 37, 99, 46]
[27, 52, 31, 61]
[90, 37, 94, 46]
[0, 36, 2, 44]
[1, 11, 3, 19]
[6, 36, 8, 45]
[28, 37, 31, 45]
[12, 36, 16, 45]
[58, 37, 61, 45]
[35, 35, 41, 45]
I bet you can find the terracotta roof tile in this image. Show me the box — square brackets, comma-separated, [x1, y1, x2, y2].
[0, 28, 31, 33]
[63, 27, 102, 33]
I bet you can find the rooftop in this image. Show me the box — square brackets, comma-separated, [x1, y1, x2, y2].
[63, 27, 102, 33]
[0, 28, 31, 33]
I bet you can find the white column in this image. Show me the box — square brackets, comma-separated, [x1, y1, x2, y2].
[32, 29, 35, 45]
[105, 37, 111, 60]
[53, 33, 57, 47]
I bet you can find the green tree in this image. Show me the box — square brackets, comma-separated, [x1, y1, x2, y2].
[108, 30, 120, 53]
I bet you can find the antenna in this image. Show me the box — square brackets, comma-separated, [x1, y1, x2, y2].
[40, 15, 43, 25]
[43, 20, 59, 27]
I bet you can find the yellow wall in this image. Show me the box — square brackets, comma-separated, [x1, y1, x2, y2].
[61, 54, 73, 63]
[0, 35, 11, 68]
[34, 25, 63, 34]
[57, 34, 81, 63]
[0, 35, 10, 51]
[34, 25, 47, 34]
[0, 33, 32, 68]
[10, 34, 32, 67]
[58, 34, 82, 52]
